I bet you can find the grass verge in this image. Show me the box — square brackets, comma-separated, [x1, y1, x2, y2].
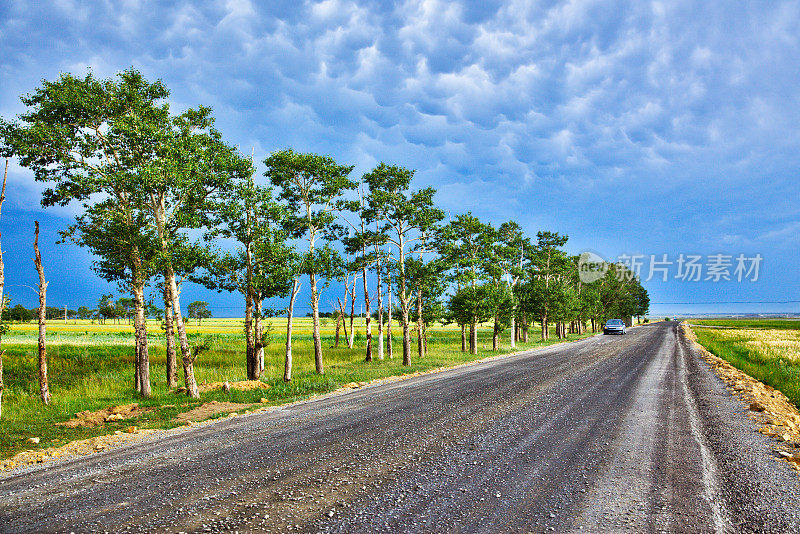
[692, 320, 800, 408]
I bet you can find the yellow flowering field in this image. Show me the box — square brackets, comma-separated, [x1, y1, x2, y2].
[709, 329, 800, 361]
[692, 320, 800, 408]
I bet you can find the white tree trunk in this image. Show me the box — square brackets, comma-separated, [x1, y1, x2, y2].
[284, 279, 301, 382]
[34, 222, 50, 405]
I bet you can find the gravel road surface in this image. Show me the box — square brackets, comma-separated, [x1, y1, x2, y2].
[2, 321, 799, 533]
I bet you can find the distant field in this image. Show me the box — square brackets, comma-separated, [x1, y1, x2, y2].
[0, 318, 594, 460]
[692, 319, 800, 407]
[692, 318, 800, 330]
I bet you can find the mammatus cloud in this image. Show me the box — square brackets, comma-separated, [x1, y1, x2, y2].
[1, 0, 799, 311]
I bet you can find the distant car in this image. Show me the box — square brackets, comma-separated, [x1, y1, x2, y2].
[603, 319, 626, 335]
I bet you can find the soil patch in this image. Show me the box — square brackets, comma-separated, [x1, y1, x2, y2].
[1, 427, 157, 472]
[174, 401, 254, 423]
[56, 403, 152, 428]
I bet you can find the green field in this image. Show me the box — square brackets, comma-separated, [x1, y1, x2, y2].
[0, 318, 595, 460]
[692, 318, 800, 330]
[692, 319, 800, 407]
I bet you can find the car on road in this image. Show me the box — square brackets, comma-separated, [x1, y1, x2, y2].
[603, 319, 627, 335]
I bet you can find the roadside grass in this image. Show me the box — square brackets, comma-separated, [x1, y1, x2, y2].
[693, 320, 800, 408]
[0, 320, 596, 459]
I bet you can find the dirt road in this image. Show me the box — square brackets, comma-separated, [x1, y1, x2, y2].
[2, 322, 799, 533]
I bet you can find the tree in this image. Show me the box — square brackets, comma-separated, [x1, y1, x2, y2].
[633, 280, 650, 323]
[33, 222, 50, 405]
[98, 294, 116, 325]
[528, 231, 570, 340]
[493, 222, 530, 348]
[187, 301, 212, 325]
[364, 163, 444, 366]
[265, 149, 356, 374]
[448, 284, 494, 343]
[199, 174, 296, 379]
[407, 255, 447, 356]
[438, 213, 494, 354]
[0, 156, 8, 417]
[1, 69, 173, 397]
[76, 306, 92, 320]
[143, 105, 250, 398]
[4, 304, 33, 322]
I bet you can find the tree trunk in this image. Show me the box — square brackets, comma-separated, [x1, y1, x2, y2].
[310, 272, 324, 374]
[165, 270, 198, 398]
[284, 279, 301, 382]
[254, 297, 264, 379]
[387, 271, 393, 359]
[1, 161, 7, 417]
[0, 158, 8, 418]
[461, 324, 467, 352]
[337, 298, 348, 343]
[376, 262, 384, 361]
[334, 310, 341, 348]
[523, 319, 529, 343]
[541, 315, 548, 341]
[163, 279, 177, 388]
[469, 322, 478, 355]
[244, 268, 256, 380]
[416, 288, 424, 359]
[492, 315, 500, 351]
[33, 222, 50, 405]
[362, 264, 372, 362]
[132, 280, 151, 397]
[401, 302, 411, 366]
[347, 280, 356, 350]
[0, 350, 3, 419]
[151, 196, 198, 398]
[509, 315, 516, 348]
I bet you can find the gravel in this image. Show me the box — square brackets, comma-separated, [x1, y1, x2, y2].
[1, 322, 798, 533]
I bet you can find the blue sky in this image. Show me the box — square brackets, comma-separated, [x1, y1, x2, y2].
[1, 0, 798, 317]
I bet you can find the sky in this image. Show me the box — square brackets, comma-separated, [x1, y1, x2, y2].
[1, 0, 799, 317]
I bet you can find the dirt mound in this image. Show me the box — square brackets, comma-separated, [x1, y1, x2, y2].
[1, 427, 157, 472]
[684, 323, 800, 468]
[174, 401, 254, 423]
[56, 403, 152, 428]
[173, 380, 271, 394]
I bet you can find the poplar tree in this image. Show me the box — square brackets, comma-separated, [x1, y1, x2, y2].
[0, 69, 169, 396]
[265, 149, 355, 374]
[364, 163, 443, 366]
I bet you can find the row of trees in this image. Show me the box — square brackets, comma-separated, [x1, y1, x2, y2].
[0, 297, 213, 325]
[0, 69, 648, 405]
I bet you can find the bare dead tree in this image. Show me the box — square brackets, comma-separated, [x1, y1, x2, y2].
[0, 158, 7, 417]
[0, 349, 4, 419]
[33, 221, 50, 405]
